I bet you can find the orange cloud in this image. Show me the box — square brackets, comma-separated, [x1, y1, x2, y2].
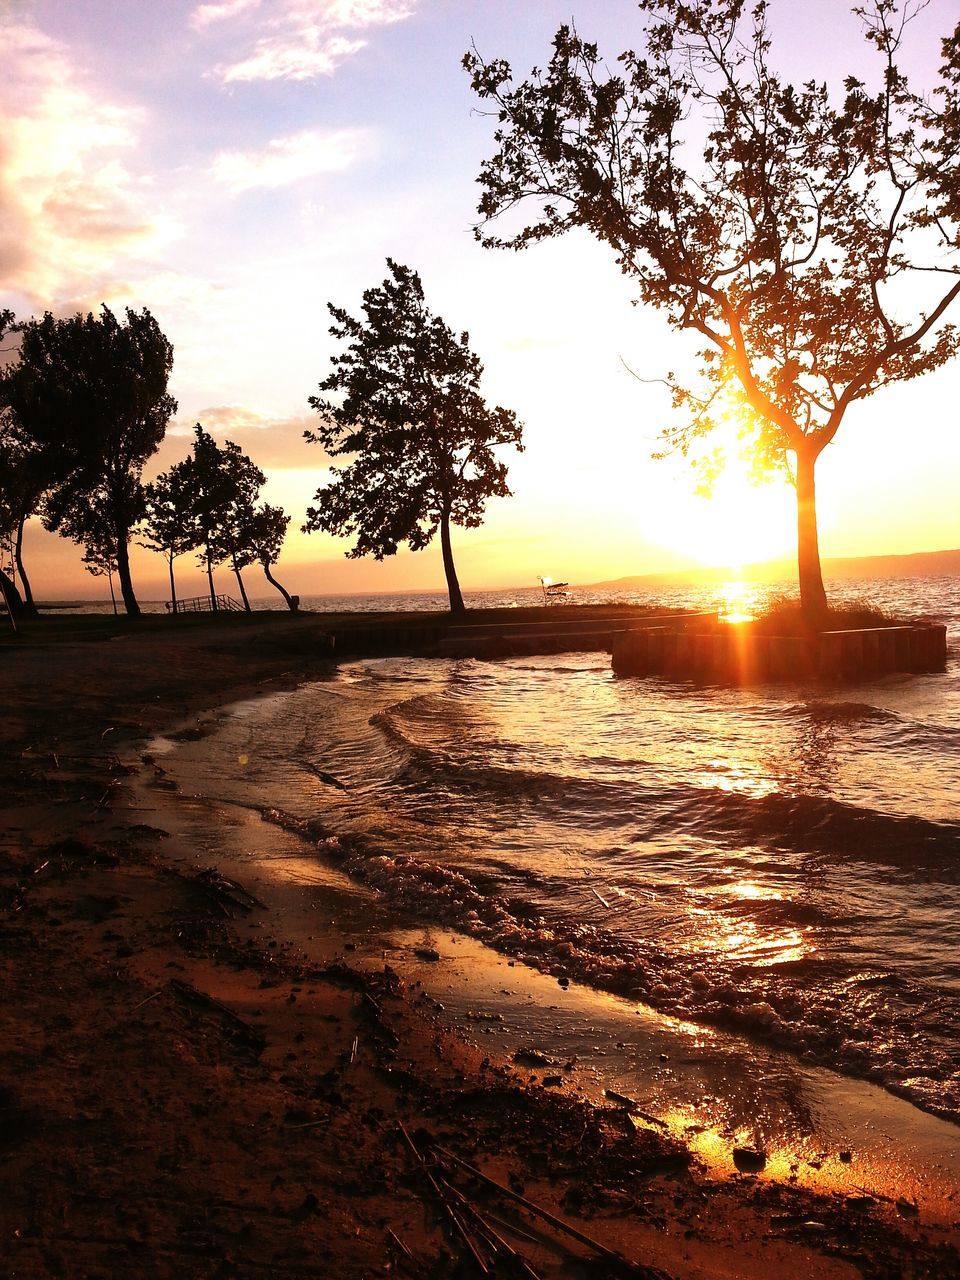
[0, 21, 175, 310]
[157, 406, 324, 471]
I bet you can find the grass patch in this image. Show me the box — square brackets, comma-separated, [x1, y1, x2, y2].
[749, 594, 906, 635]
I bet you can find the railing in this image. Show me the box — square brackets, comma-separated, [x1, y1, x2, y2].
[168, 594, 244, 614]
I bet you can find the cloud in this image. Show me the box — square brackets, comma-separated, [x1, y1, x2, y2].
[160, 405, 322, 469]
[220, 34, 366, 84]
[0, 21, 175, 310]
[191, 0, 262, 30]
[208, 0, 413, 84]
[211, 127, 369, 192]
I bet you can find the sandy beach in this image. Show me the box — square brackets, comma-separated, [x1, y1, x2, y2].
[2, 612, 958, 1279]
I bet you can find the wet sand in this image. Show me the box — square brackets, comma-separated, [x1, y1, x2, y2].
[2, 613, 958, 1278]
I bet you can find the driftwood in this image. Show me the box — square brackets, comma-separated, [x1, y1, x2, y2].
[168, 978, 265, 1052]
[194, 868, 266, 916]
[604, 1090, 668, 1129]
[433, 1145, 668, 1278]
[398, 1124, 490, 1274]
[386, 1229, 413, 1260]
[130, 990, 162, 1013]
[438, 1174, 543, 1280]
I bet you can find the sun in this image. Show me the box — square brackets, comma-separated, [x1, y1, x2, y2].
[679, 466, 795, 570]
[642, 460, 797, 573]
[652, 410, 797, 571]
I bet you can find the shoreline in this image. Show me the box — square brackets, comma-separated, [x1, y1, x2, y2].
[2, 615, 958, 1277]
[143, 681, 960, 1224]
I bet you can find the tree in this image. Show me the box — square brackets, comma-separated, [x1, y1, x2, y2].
[178, 426, 227, 610]
[3, 306, 176, 616]
[56, 489, 122, 615]
[244, 503, 298, 611]
[303, 260, 523, 615]
[178, 425, 267, 613]
[82, 546, 120, 616]
[0, 428, 44, 617]
[0, 308, 31, 624]
[143, 466, 197, 613]
[198, 431, 265, 613]
[466, 1, 960, 617]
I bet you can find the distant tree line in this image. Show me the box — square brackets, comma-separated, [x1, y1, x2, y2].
[0, 268, 524, 621]
[0, 306, 296, 618]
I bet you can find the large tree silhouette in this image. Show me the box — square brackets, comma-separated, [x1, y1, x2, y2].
[0, 309, 34, 620]
[466, 0, 960, 616]
[3, 307, 176, 616]
[0, 424, 45, 618]
[303, 260, 523, 615]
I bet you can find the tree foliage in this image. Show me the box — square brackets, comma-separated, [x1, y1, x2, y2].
[2, 306, 176, 616]
[0, 424, 45, 615]
[236, 502, 297, 610]
[466, 0, 960, 615]
[303, 259, 523, 614]
[143, 465, 197, 611]
[170, 425, 292, 612]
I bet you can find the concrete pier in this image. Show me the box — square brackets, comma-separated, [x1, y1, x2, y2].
[611, 623, 948, 683]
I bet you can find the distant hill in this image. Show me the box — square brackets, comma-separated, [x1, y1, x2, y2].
[586, 548, 960, 591]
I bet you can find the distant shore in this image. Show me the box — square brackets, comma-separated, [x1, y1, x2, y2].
[1, 612, 957, 1278]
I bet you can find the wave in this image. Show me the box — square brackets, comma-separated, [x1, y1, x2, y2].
[781, 700, 902, 725]
[373, 698, 960, 873]
[260, 803, 960, 1125]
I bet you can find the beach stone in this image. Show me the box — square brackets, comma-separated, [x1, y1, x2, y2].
[733, 1146, 767, 1173]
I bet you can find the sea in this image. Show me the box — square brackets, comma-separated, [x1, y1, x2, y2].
[133, 575, 960, 1129]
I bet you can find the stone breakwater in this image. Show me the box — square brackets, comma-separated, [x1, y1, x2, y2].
[611, 622, 948, 683]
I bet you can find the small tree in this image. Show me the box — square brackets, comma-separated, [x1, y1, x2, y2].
[143, 465, 197, 613]
[303, 259, 523, 615]
[245, 503, 298, 611]
[466, 1, 960, 618]
[3, 306, 176, 616]
[178, 425, 267, 612]
[82, 546, 119, 616]
[176, 426, 230, 611]
[204, 438, 266, 613]
[56, 489, 122, 615]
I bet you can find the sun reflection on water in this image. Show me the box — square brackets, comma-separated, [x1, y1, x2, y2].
[689, 879, 812, 965]
[717, 579, 758, 624]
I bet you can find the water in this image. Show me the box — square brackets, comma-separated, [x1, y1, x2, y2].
[152, 575, 960, 1125]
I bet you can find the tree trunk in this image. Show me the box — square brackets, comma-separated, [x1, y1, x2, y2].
[0, 567, 25, 626]
[107, 569, 118, 616]
[795, 444, 828, 621]
[114, 527, 140, 617]
[168, 551, 178, 614]
[14, 515, 39, 617]
[262, 561, 297, 611]
[206, 552, 218, 611]
[232, 558, 251, 612]
[439, 511, 465, 616]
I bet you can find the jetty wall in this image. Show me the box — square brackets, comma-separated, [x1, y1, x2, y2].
[611, 623, 948, 683]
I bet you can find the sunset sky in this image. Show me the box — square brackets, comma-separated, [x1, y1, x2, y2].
[3, 0, 959, 601]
